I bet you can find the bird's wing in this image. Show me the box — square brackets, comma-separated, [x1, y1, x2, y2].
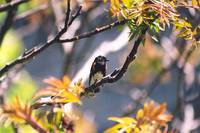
[89, 62, 95, 85]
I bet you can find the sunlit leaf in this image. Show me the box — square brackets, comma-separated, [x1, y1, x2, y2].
[105, 100, 173, 132]
[108, 117, 136, 124]
[34, 75, 83, 106]
[192, 0, 199, 7]
[70, 79, 84, 95]
[136, 109, 144, 120]
[105, 0, 198, 45]
[0, 97, 48, 131]
[43, 76, 70, 90]
[0, 31, 23, 68]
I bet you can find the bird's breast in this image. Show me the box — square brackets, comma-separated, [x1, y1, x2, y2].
[90, 72, 104, 85]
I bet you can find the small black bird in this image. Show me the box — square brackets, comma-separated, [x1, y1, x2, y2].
[89, 56, 109, 93]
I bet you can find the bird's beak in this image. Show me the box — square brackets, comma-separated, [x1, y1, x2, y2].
[106, 59, 109, 62]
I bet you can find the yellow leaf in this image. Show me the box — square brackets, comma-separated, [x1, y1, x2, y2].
[108, 117, 136, 124]
[53, 91, 82, 104]
[137, 16, 143, 25]
[151, 103, 166, 118]
[143, 102, 150, 117]
[136, 109, 144, 120]
[33, 87, 59, 99]
[105, 100, 173, 133]
[122, 0, 132, 8]
[115, 0, 120, 8]
[62, 75, 71, 87]
[104, 124, 126, 133]
[157, 114, 173, 125]
[43, 75, 71, 89]
[34, 75, 82, 105]
[53, 97, 81, 105]
[71, 79, 84, 95]
[192, 0, 199, 6]
[44, 77, 65, 89]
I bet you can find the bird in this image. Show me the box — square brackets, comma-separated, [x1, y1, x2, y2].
[89, 55, 109, 93]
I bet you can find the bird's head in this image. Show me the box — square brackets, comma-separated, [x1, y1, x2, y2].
[94, 56, 109, 65]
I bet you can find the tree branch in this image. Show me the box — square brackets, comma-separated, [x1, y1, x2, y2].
[82, 27, 147, 95]
[0, 2, 80, 77]
[31, 27, 146, 109]
[0, 0, 29, 12]
[59, 20, 126, 43]
[26, 116, 47, 133]
[67, 6, 82, 27]
[0, 19, 126, 77]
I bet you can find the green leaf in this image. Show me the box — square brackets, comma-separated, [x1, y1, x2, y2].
[0, 125, 14, 133]
[0, 31, 23, 68]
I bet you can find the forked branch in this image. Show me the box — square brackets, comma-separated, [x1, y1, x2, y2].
[0, 7, 126, 77]
[82, 27, 147, 95]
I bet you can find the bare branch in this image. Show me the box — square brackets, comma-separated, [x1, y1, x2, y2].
[59, 20, 126, 43]
[0, 0, 29, 12]
[67, 6, 82, 26]
[26, 116, 47, 133]
[58, 0, 72, 36]
[173, 45, 196, 115]
[31, 27, 145, 109]
[50, 0, 81, 77]
[82, 27, 147, 95]
[65, 0, 71, 28]
[0, 19, 126, 77]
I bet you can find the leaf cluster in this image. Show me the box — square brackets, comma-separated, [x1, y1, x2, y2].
[104, 101, 174, 133]
[34, 76, 84, 105]
[0, 75, 176, 133]
[0, 75, 85, 133]
[105, 0, 200, 45]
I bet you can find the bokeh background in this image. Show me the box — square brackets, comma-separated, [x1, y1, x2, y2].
[0, 0, 200, 132]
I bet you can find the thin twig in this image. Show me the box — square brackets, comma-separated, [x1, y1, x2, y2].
[62, 3, 102, 76]
[173, 45, 196, 115]
[59, 20, 126, 43]
[67, 6, 82, 26]
[65, 0, 71, 28]
[26, 116, 47, 133]
[58, 0, 72, 36]
[0, 0, 29, 12]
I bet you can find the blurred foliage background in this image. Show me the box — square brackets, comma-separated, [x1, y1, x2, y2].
[0, 0, 200, 132]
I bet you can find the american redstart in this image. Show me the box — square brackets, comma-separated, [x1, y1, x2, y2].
[89, 56, 109, 93]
